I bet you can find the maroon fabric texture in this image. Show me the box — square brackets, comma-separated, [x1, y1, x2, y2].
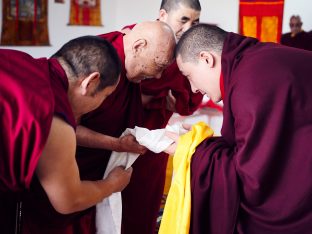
[280, 31, 312, 51]
[120, 25, 203, 234]
[0, 50, 54, 192]
[0, 52, 76, 233]
[19, 58, 77, 234]
[0, 50, 54, 234]
[121, 151, 169, 234]
[191, 33, 312, 234]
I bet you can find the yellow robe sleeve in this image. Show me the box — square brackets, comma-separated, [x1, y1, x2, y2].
[159, 122, 214, 234]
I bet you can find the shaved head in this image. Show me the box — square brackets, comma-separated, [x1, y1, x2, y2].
[131, 20, 176, 45]
[160, 0, 201, 12]
[176, 23, 227, 63]
[123, 21, 176, 82]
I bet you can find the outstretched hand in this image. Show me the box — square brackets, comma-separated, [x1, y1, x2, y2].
[106, 166, 133, 193]
[116, 134, 147, 154]
[164, 123, 192, 155]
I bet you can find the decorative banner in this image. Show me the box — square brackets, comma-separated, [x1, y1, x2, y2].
[239, 0, 284, 43]
[1, 0, 50, 46]
[68, 0, 102, 26]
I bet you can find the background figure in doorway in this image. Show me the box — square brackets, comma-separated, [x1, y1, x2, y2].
[280, 15, 312, 51]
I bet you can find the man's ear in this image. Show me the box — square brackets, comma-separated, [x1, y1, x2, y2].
[158, 9, 168, 22]
[199, 51, 215, 68]
[132, 39, 147, 56]
[80, 72, 100, 95]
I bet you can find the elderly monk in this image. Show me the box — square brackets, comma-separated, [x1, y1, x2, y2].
[120, 1, 203, 234]
[0, 36, 131, 233]
[280, 15, 312, 51]
[169, 23, 312, 234]
[13, 21, 176, 234]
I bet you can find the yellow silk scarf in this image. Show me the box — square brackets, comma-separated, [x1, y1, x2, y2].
[159, 122, 214, 234]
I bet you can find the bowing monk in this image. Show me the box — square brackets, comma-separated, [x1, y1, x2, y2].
[13, 21, 176, 233]
[120, 1, 203, 233]
[0, 36, 132, 233]
[170, 23, 312, 234]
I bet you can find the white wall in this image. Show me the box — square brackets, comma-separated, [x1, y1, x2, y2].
[0, 0, 311, 58]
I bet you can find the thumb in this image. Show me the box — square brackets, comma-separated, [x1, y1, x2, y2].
[126, 166, 133, 173]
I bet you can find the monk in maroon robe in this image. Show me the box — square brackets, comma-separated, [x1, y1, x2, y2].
[12, 21, 175, 233]
[173, 23, 312, 233]
[0, 36, 131, 233]
[76, 21, 175, 234]
[280, 15, 312, 51]
[120, 2, 202, 233]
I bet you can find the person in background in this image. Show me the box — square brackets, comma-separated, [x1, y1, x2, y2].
[12, 21, 176, 234]
[0, 36, 131, 233]
[280, 15, 312, 51]
[120, 1, 203, 233]
[168, 23, 312, 234]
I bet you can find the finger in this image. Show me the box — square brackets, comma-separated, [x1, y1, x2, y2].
[126, 167, 133, 173]
[182, 123, 192, 130]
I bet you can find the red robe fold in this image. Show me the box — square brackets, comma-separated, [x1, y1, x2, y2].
[0, 50, 54, 192]
[120, 24, 203, 234]
[191, 33, 312, 234]
[0, 51, 76, 233]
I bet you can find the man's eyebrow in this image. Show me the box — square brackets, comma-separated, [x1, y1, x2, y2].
[181, 16, 190, 21]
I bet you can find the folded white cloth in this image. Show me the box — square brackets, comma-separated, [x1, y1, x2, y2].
[96, 124, 185, 234]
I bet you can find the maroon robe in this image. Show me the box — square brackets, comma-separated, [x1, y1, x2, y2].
[120, 24, 203, 234]
[191, 33, 312, 234]
[280, 31, 312, 51]
[0, 50, 54, 192]
[76, 31, 144, 233]
[76, 32, 143, 182]
[4, 32, 142, 234]
[0, 50, 76, 233]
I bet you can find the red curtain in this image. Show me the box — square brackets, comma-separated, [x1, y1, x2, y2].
[1, 0, 50, 46]
[239, 0, 284, 43]
[68, 0, 102, 26]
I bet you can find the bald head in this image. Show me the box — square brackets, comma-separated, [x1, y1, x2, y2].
[123, 21, 176, 82]
[176, 23, 227, 63]
[130, 21, 176, 44]
[160, 0, 201, 12]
